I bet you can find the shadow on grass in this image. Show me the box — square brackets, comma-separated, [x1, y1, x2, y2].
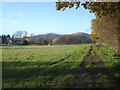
[3, 61, 69, 78]
[2, 61, 120, 88]
[66, 63, 120, 88]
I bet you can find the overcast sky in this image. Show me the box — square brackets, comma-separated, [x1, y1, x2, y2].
[2, 2, 96, 36]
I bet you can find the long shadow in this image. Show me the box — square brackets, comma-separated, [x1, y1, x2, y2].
[2, 61, 69, 78]
[3, 61, 120, 88]
[2, 46, 120, 88]
[65, 46, 120, 88]
[65, 66, 120, 88]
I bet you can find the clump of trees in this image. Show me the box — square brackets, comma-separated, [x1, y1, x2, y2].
[1, 34, 12, 45]
[52, 35, 93, 45]
[1, 31, 29, 46]
[28, 33, 57, 45]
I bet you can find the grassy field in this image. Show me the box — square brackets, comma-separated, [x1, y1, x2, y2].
[2, 44, 120, 88]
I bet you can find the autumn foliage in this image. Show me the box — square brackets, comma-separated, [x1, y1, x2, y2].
[56, 1, 119, 17]
[91, 16, 119, 51]
[56, 1, 119, 51]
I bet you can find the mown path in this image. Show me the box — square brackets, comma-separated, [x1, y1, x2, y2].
[67, 46, 120, 88]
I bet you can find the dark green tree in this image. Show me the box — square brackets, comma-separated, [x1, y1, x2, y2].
[2, 35, 7, 44]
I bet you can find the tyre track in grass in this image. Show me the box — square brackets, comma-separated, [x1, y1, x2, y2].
[48, 48, 88, 66]
[67, 46, 120, 88]
[48, 46, 91, 66]
[49, 55, 72, 65]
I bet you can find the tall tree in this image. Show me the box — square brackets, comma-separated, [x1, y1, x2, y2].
[91, 16, 119, 50]
[55, 1, 119, 51]
[6, 34, 11, 40]
[2, 35, 7, 44]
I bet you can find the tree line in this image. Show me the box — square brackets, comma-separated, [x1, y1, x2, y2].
[0, 31, 94, 46]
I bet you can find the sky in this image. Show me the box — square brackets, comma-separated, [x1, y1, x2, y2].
[2, 2, 96, 36]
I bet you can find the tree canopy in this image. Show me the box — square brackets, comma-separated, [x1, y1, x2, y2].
[56, 1, 119, 17]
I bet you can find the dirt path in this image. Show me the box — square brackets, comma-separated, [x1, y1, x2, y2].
[67, 46, 120, 88]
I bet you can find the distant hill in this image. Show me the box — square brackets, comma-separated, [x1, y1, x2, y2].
[29, 33, 62, 38]
[71, 32, 90, 38]
[28, 32, 90, 38]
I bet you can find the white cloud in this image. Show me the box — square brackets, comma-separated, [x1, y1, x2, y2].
[5, 20, 20, 25]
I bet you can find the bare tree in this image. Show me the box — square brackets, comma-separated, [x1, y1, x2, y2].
[13, 30, 28, 39]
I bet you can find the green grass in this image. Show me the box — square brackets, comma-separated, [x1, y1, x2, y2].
[2, 44, 91, 88]
[91, 45, 120, 88]
[92, 45, 119, 66]
[2, 44, 120, 88]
